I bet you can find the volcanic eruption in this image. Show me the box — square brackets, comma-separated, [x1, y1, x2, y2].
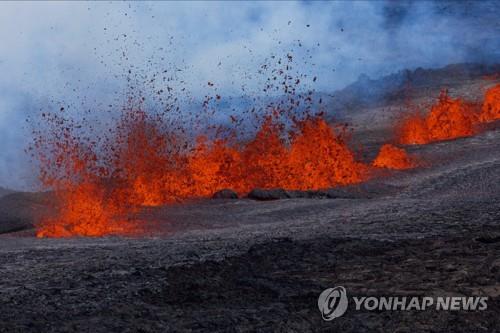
[30, 62, 499, 238]
[34, 80, 500, 238]
[33, 105, 372, 237]
[372, 144, 417, 170]
[397, 90, 479, 144]
[479, 84, 500, 123]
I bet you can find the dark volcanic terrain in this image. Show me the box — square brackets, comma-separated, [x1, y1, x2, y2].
[1, 78, 500, 332]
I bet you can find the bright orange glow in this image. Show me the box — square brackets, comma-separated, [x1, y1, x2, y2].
[372, 144, 416, 170]
[397, 90, 479, 144]
[36, 182, 141, 238]
[286, 118, 367, 188]
[34, 110, 369, 237]
[479, 84, 500, 123]
[34, 82, 500, 237]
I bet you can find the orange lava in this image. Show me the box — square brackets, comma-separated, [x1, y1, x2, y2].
[36, 182, 141, 238]
[479, 84, 500, 123]
[397, 90, 479, 144]
[34, 110, 368, 237]
[372, 144, 416, 170]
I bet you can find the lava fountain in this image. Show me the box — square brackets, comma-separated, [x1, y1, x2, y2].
[33, 107, 369, 237]
[397, 90, 479, 144]
[372, 144, 417, 170]
[479, 84, 500, 123]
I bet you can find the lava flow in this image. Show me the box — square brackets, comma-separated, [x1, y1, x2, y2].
[397, 90, 479, 144]
[33, 108, 369, 237]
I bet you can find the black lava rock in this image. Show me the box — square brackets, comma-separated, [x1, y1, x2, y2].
[285, 190, 323, 199]
[212, 189, 238, 199]
[247, 188, 290, 200]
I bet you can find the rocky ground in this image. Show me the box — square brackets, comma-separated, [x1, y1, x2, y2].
[0, 79, 500, 332]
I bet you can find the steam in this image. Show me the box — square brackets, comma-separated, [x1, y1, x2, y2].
[0, 0, 498, 189]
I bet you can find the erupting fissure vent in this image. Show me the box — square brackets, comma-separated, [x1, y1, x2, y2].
[372, 144, 416, 170]
[479, 84, 500, 123]
[33, 109, 369, 237]
[397, 90, 479, 144]
[32, 79, 499, 238]
[397, 83, 500, 145]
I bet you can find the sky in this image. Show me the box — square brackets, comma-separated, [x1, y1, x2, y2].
[0, 0, 499, 189]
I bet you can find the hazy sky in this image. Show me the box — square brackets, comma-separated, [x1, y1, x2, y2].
[0, 1, 499, 189]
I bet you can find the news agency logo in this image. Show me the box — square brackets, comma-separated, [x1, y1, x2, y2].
[318, 286, 488, 321]
[317, 286, 348, 321]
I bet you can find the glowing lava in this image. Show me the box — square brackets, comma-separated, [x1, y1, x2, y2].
[479, 84, 500, 123]
[372, 144, 416, 170]
[397, 90, 479, 144]
[33, 81, 500, 237]
[33, 109, 368, 237]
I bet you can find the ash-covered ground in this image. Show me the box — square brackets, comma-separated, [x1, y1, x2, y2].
[1, 79, 500, 332]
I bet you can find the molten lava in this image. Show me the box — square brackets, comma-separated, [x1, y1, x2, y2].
[36, 182, 140, 238]
[479, 84, 500, 123]
[372, 144, 416, 170]
[397, 90, 479, 144]
[34, 110, 368, 237]
[34, 81, 500, 237]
